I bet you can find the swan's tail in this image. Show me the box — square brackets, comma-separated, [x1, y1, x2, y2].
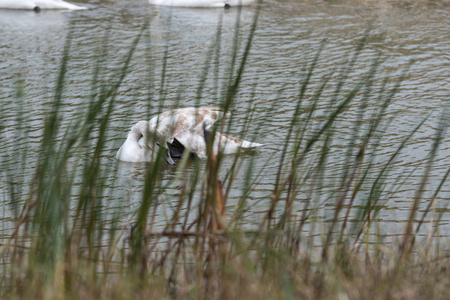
[219, 133, 263, 154]
[202, 122, 263, 155]
[240, 140, 264, 149]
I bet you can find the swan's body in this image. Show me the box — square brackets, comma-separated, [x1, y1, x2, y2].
[0, 0, 87, 10]
[148, 0, 255, 8]
[116, 107, 263, 163]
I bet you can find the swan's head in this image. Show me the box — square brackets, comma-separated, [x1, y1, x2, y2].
[162, 146, 176, 165]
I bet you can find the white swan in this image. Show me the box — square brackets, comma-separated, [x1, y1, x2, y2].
[116, 107, 263, 163]
[0, 0, 87, 10]
[148, 0, 255, 8]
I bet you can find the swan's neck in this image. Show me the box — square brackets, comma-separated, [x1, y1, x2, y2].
[128, 121, 151, 143]
[128, 127, 144, 142]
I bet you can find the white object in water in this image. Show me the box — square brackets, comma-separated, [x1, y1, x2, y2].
[148, 0, 255, 8]
[0, 0, 87, 10]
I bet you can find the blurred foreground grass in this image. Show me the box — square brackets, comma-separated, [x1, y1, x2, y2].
[0, 13, 449, 300]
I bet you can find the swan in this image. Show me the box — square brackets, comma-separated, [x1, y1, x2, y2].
[0, 0, 87, 11]
[148, 0, 255, 8]
[116, 107, 263, 163]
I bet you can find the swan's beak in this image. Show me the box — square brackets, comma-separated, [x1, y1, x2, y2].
[164, 150, 176, 166]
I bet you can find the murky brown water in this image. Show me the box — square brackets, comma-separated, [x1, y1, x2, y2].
[0, 0, 449, 241]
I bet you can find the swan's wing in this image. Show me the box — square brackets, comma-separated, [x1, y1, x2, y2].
[191, 106, 227, 132]
[149, 107, 227, 139]
[148, 107, 232, 158]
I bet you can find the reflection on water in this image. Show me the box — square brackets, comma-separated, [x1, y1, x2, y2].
[0, 0, 449, 241]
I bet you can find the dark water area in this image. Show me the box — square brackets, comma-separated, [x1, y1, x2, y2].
[0, 0, 449, 242]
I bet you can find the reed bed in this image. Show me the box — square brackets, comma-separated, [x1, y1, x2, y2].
[0, 10, 449, 300]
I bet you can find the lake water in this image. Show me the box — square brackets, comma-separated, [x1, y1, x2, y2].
[0, 0, 449, 243]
